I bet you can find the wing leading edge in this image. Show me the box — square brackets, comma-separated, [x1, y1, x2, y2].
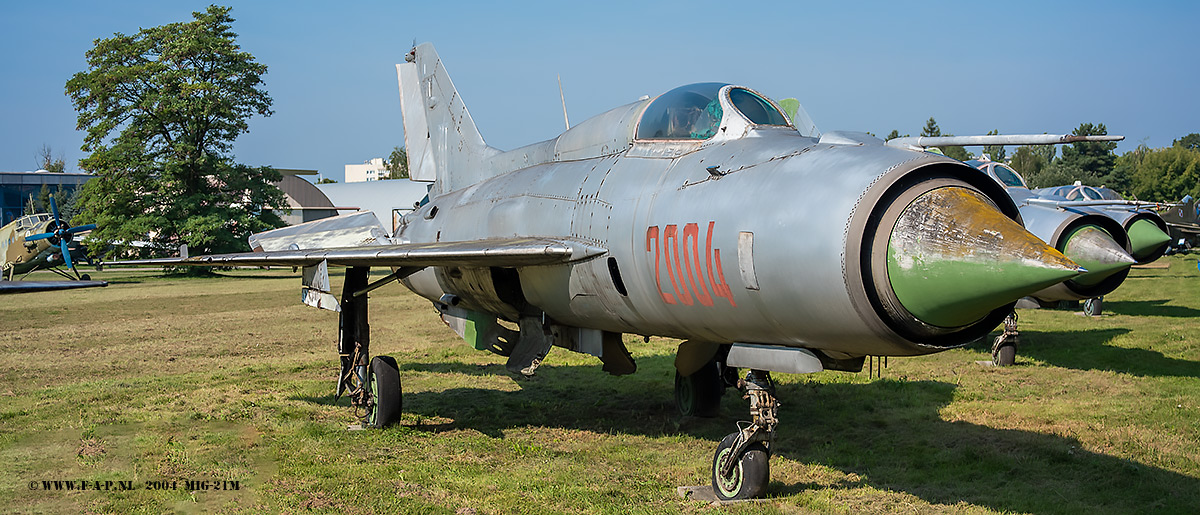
[115, 237, 608, 269]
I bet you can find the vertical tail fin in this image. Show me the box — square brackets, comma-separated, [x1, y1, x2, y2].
[397, 43, 499, 194]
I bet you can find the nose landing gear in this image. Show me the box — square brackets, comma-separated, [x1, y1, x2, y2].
[711, 369, 777, 500]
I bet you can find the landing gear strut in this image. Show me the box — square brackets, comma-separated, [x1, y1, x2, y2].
[711, 369, 777, 500]
[334, 267, 403, 428]
[991, 310, 1019, 366]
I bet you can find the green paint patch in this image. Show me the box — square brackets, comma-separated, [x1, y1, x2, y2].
[888, 257, 1078, 328]
[1128, 218, 1172, 261]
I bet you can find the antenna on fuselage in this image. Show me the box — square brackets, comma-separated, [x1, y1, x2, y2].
[558, 74, 570, 130]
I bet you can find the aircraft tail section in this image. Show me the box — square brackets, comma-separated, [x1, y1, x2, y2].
[397, 43, 500, 194]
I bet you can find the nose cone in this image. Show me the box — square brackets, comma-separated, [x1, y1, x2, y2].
[1060, 225, 1136, 287]
[886, 187, 1083, 328]
[1126, 218, 1171, 262]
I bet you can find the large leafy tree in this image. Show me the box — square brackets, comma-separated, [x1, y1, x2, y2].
[1122, 143, 1200, 201]
[66, 5, 285, 258]
[1009, 145, 1048, 178]
[1174, 133, 1200, 151]
[1058, 122, 1118, 184]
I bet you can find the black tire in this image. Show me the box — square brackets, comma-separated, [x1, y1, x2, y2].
[994, 341, 1016, 366]
[711, 432, 769, 501]
[675, 360, 723, 418]
[369, 356, 402, 428]
[1083, 297, 1103, 317]
[80, 274, 91, 281]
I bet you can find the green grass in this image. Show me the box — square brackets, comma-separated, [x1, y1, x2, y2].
[1, 257, 1199, 514]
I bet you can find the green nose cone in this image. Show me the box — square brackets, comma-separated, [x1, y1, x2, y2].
[887, 187, 1083, 328]
[1127, 218, 1171, 262]
[1060, 225, 1136, 287]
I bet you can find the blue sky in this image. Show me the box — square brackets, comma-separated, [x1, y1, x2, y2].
[1, 1, 1196, 182]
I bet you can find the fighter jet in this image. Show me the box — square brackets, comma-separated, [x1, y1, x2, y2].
[1035, 181, 1176, 260]
[962, 157, 1171, 323]
[883, 137, 1149, 363]
[0, 195, 106, 293]
[122, 43, 1091, 500]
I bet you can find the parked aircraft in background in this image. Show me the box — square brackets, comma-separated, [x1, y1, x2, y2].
[0, 196, 105, 294]
[1038, 181, 1195, 254]
[123, 43, 1123, 500]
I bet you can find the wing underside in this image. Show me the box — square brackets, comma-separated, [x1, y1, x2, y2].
[115, 237, 607, 269]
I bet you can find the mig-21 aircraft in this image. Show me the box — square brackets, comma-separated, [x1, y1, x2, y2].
[124, 43, 1116, 500]
[0, 195, 105, 294]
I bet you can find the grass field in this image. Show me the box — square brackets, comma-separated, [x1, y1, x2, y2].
[2, 257, 1199, 514]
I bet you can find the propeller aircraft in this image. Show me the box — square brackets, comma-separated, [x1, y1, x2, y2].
[121, 43, 1124, 500]
[0, 195, 106, 294]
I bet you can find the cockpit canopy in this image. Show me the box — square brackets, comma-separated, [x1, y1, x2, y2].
[635, 83, 790, 140]
[968, 160, 1029, 189]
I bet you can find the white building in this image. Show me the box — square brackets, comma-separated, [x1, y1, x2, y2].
[344, 157, 387, 182]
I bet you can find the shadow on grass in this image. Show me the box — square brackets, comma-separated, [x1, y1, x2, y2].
[292, 394, 353, 408]
[368, 354, 1200, 514]
[1103, 299, 1200, 318]
[1012, 328, 1200, 378]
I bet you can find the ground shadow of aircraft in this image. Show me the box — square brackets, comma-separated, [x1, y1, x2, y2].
[286, 353, 1200, 513]
[1011, 328, 1200, 379]
[1103, 299, 1200, 318]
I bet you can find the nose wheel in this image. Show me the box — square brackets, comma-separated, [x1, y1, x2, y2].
[711, 369, 777, 500]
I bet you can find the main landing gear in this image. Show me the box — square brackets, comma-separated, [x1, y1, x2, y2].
[334, 267, 404, 428]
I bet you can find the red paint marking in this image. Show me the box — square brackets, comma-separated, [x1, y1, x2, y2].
[682, 223, 713, 307]
[706, 221, 736, 307]
[663, 225, 694, 305]
[646, 226, 675, 304]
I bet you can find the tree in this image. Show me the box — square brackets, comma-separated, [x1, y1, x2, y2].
[37, 144, 66, 172]
[1058, 122, 1117, 184]
[382, 146, 409, 180]
[316, 177, 337, 184]
[65, 6, 285, 259]
[921, 118, 940, 138]
[983, 129, 1006, 162]
[1024, 161, 1082, 189]
[1123, 144, 1200, 201]
[1174, 133, 1200, 151]
[885, 129, 908, 141]
[920, 117, 970, 161]
[1009, 145, 1048, 178]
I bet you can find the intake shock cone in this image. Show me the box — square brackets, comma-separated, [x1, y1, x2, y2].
[880, 185, 1083, 330]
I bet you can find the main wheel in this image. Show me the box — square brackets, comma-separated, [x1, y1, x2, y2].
[1083, 297, 1103, 317]
[711, 432, 769, 500]
[675, 360, 723, 418]
[993, 339, 1016, 366]
[368, 356, 402, 428]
